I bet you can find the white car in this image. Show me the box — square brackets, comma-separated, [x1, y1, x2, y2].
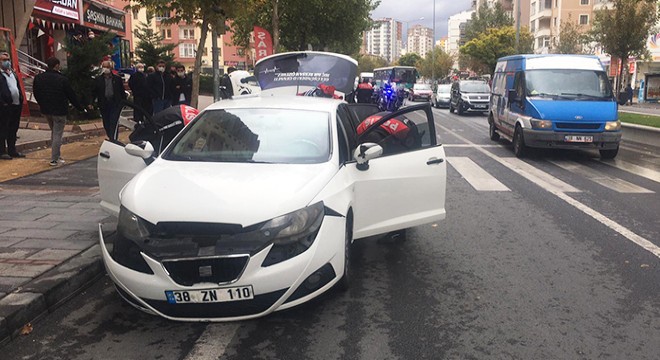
[229, 70, 261, 96]
[97, 52, 447, 321]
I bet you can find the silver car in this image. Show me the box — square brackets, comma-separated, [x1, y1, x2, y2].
[434, 84, 451, 108]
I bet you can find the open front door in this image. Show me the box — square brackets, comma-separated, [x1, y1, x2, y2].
[347, 103, 447, 239]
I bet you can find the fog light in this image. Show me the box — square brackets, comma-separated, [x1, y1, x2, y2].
[284, 263, 336, 303]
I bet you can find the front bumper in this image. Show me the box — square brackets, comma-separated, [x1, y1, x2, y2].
[412, 94, 432, 100]
[522, 129, 621, 150]
[99, 215, 345, 321]
[435, 98, 450, 107]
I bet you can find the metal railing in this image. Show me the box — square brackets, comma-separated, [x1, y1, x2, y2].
[17, 50, 47, 102]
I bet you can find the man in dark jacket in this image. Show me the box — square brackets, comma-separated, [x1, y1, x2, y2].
[33, 57, 85, 166]
[128, 63, 152, 120]
[0, 51, 25, 159]
[172, 65, 192, 105]
[92, 60, 126, 140]
[219, 66, 236, 99]
[147, 59, 172, 114]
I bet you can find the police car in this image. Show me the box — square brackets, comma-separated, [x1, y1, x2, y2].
[97, 51, 447, 321]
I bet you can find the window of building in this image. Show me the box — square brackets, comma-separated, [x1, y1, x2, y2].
[161, 28, 172, 39]
[180, 43, 195, 58]
[553, 17, 557, 27]
[531, 2, 536, 15]
[579, 15, 589, 25]
[580, 0, 589, 5]
[132, 8, 139, 19]
[543, 37, 551, 48]
[155, 11, 170, 21]
[544, 0, 552, 9]
[530, 20, 536, 33]
[180, 27, 195, 40]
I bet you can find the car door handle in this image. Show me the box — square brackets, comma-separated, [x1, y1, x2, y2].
[99, 151, 110, 159]
[427, 158, 444, 165]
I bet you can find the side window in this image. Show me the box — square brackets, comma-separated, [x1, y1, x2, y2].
[335, 113, 350, 164]
[514, 72, 525, 97]
[357, 107, 434, 157]
[337, 105, 358, 151]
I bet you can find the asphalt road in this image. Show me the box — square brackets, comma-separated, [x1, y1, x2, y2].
[2, 105, 659, 359]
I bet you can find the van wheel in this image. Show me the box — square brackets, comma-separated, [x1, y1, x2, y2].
[489, 116, 500, 141]
[513, 125, 526, 158]
[335, 214, 353, 292]
[600, 147, 619, 159]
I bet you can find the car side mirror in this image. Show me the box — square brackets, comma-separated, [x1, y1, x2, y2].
[354, 143, 383, 171]
[125, 141, 154, 159]
[240, 78, 248, 83]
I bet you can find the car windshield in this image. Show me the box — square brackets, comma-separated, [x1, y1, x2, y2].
[525, 70, 613, 99]
[461, 82, 490, 93]
[415, 84, 431, 90]
[163, 108, 331, 164]
[437, 85, 451, 93]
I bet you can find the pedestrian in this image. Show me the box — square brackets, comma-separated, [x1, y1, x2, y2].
[33, 57, 86, 166]
[356, 78, 374, 103]
[625, 83, 633, 106]
[0, 51, 25, 160]
[128, 63, 152, 119]
[146, 66, 155, 74]
[171, 65, 192, 106]
[147, 59, 172, 114]
[92, 60, 126, 140]
[219, 67, 236, 99]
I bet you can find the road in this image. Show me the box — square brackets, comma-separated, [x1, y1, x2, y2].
[2, 105, 659, 359]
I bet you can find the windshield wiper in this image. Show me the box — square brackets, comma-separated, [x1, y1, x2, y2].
[560, 92, 606, 100]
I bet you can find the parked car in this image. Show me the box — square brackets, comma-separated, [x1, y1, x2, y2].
[489, 54, 620, 158]
[229, 70, 261, 96]
[409, 83, 433, 102]
[449, 80, 490, 115]
[434, 84, 451, 108]
[97, 51, 447, 321]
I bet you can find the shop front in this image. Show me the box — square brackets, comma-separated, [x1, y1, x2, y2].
[636, 32, 660, 103]
[81, 0, 130, 69]
[26, 0, 83, 66]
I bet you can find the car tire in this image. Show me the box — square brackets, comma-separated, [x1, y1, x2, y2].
[513, 125, 527, 158]
[336, 214, 353, 292]
[489, 115, 500, 141]
[600, 146, 619, 159]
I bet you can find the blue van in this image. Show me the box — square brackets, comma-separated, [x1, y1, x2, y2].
[489, 54, 621, 159]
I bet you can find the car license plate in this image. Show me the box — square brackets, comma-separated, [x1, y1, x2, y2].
[475, 104, 486, 108]
[564, 135, 593, 143]
[165, 286, 254, 304]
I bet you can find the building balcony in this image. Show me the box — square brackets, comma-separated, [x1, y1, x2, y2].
[531, 8, 552, 21]
[535, 27, 551, 38]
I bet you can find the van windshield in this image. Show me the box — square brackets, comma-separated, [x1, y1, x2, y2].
[525, 70, 613, 100]
[461, 82, 490, 93]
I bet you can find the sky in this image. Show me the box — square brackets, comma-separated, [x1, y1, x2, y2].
[370, 0, 472, 40]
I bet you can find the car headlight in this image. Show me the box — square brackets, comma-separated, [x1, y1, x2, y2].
[114, 206, 155, 274]
[605, 120, 621, 131]
[530, 119, 552, 130]
[461, 94, 470, 101]
[261, 202, 325, 266]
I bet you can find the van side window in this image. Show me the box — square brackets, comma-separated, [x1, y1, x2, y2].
[514, 72, 525, 97]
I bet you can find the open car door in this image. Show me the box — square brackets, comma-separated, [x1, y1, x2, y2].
[347, 103, 446, 239]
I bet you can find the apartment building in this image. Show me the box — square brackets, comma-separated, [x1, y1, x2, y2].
[365, 18, 403, 63]
[407, 25, 434, 58]
[528, 0, 596, 53]
[447, 10, 474, 56]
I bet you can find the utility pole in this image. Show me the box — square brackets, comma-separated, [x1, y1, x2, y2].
[212, 28, 220, 102]
[432, 0, 435, 84]
[515, 0, 521, 48]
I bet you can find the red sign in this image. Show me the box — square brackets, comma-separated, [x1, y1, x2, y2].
[34, 0, 80, 21]
[629, 59, 636, 74]
[253, 26, 273, 62]
[609, 57, 619, 77]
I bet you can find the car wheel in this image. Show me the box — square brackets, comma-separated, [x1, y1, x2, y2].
[513, 125, 526, 158]
[600, 146, 619, 159]
[336, 214, 353, 291]
[489, 115, 500, 141]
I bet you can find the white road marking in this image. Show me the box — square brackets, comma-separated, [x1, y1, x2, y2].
[495, 156, 581, 193]
[447, 157, 510, 191]
[184, 323, 240, 360]
[442, 144, 500, 148]
[597, 158, 660, 184]
[437, 122, 660, 259]
[550, 160, 654, 193]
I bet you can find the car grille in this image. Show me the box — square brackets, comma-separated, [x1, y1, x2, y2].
[162, 256, 249, 286]
[555, 123, 601, 130]
[470, 95, 489, 101]
[142, 289, 287, 318]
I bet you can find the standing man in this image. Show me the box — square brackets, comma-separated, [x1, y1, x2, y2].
[0, 51, 24, 159]
[219, 67, 236, 99]
[92, 60, 126, 140]
[33, 57, 85, 166]
[128, 63, 152, 119]
[172, 65, 192, 106]
[625, 83, 634, 106]
[147, 59, 172, 114]
[356, 78, 374, 103]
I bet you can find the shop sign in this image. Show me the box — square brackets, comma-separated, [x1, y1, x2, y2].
[34, 0, 80, 21]
[82, 1, 125, 33]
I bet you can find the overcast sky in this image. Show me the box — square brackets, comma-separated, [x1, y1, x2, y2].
[370, 0, 472, 40]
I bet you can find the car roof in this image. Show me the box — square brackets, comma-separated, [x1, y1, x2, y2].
[204, 94, 343, 113]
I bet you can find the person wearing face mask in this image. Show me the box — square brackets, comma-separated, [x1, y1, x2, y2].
[128, 63, 152, 119]
[92, 60, 126, 140]
[0, 51, 25, 159]
[147, 59, 172, 114]
[171, 65, 192, 106]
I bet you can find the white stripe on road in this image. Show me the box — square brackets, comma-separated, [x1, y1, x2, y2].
[597, 158, 660, 184]
[437, 122, 660, 259]
[495, 156, 581, 193]
[550, 160, 654, 193]
[442, 144, 500, 148]
[447, 157, 510, 191]
[184, 323, 240, 360]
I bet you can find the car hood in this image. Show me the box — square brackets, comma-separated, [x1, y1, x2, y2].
[121, 160, 338, 226]
[526, 99, 617, 121]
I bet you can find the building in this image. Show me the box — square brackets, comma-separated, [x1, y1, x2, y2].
[437, 37, 448, 53]
[527, 0, 597, 54]
[407, 25, 434, 58]
[364, 18, 403, 63]
[447, 10, 474, 56]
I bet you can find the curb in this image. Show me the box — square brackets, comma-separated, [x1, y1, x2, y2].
[16, 122, 106, 154]
[621, 122, 660, 148]
[0, 244, 105, 345]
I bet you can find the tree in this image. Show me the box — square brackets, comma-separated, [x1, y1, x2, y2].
[590, 0, 659, 92]
[416, 47, 453, 80]
[465, 3, 513, 41]
[553, 14, 589, 54]
[355, 54, 388, 73]
[398, 53, 422, 67]
[460, 26, 533, 75]
[133, 13, 177, 67]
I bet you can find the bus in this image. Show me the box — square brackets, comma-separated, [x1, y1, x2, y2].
[372, 66, 418, 89]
